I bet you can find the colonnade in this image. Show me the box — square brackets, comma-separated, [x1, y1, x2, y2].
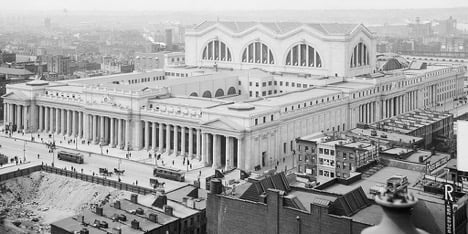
[3, 103, 29, 131]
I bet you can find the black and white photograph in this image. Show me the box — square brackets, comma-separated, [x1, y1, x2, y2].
[0, 0, 468, 233]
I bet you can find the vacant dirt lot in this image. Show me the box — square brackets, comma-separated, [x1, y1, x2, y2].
[0, 172, 147, 233]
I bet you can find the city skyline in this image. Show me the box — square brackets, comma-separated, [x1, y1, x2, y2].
[3, 0, 468, 12]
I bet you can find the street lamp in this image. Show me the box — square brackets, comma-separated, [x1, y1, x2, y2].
[99, 138, 103, 155]
[23, 141, 26, 163]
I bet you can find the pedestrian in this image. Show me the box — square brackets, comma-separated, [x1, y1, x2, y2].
[93, 172, 95, 176]
[135, 180, 138, 185]
[172, 160, 174, 165]
[106, 149, 109, 154]
[81, 168, 83, 173]
[37, 154, 40, 159]
[148, 153, 151, 158]
[118, 178, 121, 182]
[190, 164, 192, 169]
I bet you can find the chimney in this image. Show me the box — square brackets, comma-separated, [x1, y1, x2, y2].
[130, 194, 138, 203]
[182, 197, 189, 205]
[136, 208, 144, 215]
[152, 194, 167, 209]
[148, 213, 158, 223]
[80, 228, 90, 234]
[95, 207, 103, 216]
[114, 200, 121, 209]
[131, 219, 140, 230]
[164, 205, 173, 216]
[210, 179, 223, 195]
[112, 227, 122, 234]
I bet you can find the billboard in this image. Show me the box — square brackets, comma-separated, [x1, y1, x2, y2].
[457, 121, 468, 172]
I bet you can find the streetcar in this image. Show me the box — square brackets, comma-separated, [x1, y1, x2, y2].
[57, 151, 84, 164]
[153, 166, 185, 182]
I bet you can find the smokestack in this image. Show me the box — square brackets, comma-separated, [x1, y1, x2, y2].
[131, 219, 140, 230]
[130, 194, 138, 204]
[95, 207, 103, 216]
[114, 201, 121, 209]
[148, 213, 158, 223]
[164, 205, 173, 216]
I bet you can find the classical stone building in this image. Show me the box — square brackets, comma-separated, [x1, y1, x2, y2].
[2, 21, 466, 171]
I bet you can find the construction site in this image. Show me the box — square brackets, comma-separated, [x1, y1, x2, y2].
[0, 171, 142, 233]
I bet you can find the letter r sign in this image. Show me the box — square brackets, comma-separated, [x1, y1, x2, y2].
[445, 184, 454, 202]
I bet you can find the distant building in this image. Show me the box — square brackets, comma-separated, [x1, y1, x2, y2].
[101, 56, 134, 74]
[134, 52, 185, 72]
[368, 109, 454, 149]
[408, 17, 433, 38]
[0, 52, 16, 64]
[165, 29, 173, 49]
[0, 67, 33, 121]
[296, 133, 379, 181]
[46, 55, 71, 75]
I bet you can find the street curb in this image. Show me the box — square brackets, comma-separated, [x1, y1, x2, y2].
[0, 134, 207, 172]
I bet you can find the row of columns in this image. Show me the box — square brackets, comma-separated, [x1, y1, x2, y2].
[3, 103, 29, 131]
[38, 106, 83, 138]
[140, 120, 243, 169]
[87, 115, 130, 149]
[358, 102, 375, 123]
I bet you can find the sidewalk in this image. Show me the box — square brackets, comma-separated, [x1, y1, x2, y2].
[1, 130, 207, 173]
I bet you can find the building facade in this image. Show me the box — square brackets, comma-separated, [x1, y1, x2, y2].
[2, 21, 466, 172]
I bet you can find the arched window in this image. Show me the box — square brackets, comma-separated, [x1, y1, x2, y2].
[242, 41, 274, 64]
[227, 87, 236, 95]
[285, 43, 322, 68]
[202, 91, 212, 98]
[350, 42, 370, 68]
[189, 92, 198, 97]
[215, 89, 224, 97]
[202, 39, 232, 61]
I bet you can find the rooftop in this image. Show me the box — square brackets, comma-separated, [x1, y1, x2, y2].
[192, 21, 363, 36]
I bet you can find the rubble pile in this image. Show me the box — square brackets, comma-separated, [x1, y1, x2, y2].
[0, 172, 135, 233]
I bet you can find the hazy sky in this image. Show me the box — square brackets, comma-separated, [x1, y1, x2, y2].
[4, 0, 468, 11]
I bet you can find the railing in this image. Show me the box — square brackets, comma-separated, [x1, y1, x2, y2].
[0, 164, 155, 195]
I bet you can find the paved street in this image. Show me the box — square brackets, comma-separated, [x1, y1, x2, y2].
[0, 133, 212, 192]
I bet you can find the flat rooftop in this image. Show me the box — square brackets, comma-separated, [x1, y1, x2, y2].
[251, 87, 341, 107]
[349, 128, 423, 145]
[149, 96, 228, 108]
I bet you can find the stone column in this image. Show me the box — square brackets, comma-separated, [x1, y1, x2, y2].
[173, 125, 179, 156]
[225, 136, 233, 170]
[125, 119, 131, 150]
[158, 123, 164, 153]
[92, 115, 97, 144]
[117, 119, 123, 148]
[144, 121, 150, 150]
[110, 118, 115, 147]
[72, 111, 77, 137]
[165, 124, 171, 154]
[44, 107, 49, 132]
[23, 106, 28, 132]
[3, 103, 7, 128]
[49, 108, 54, 133]
[83, 113, 89, 141]
[212, 134, 220, 169]
[237, 137, 244, 169]
[16, 105, 21, 130]
[152, 122, 157, 151]
[66, 110, 71, 136]
[100, 116, 105, 144]
[196, 129, 201, 160]
[78, 112, 83, 138]
[181, 127, 186, 156]
[38, 106, 43, 131]
[188, 128, 194, 158]
[60, 109, 65, 135]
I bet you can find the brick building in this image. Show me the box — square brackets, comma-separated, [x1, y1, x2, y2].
[206, 172, 373, 234]
[296, 133, 378, 181]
